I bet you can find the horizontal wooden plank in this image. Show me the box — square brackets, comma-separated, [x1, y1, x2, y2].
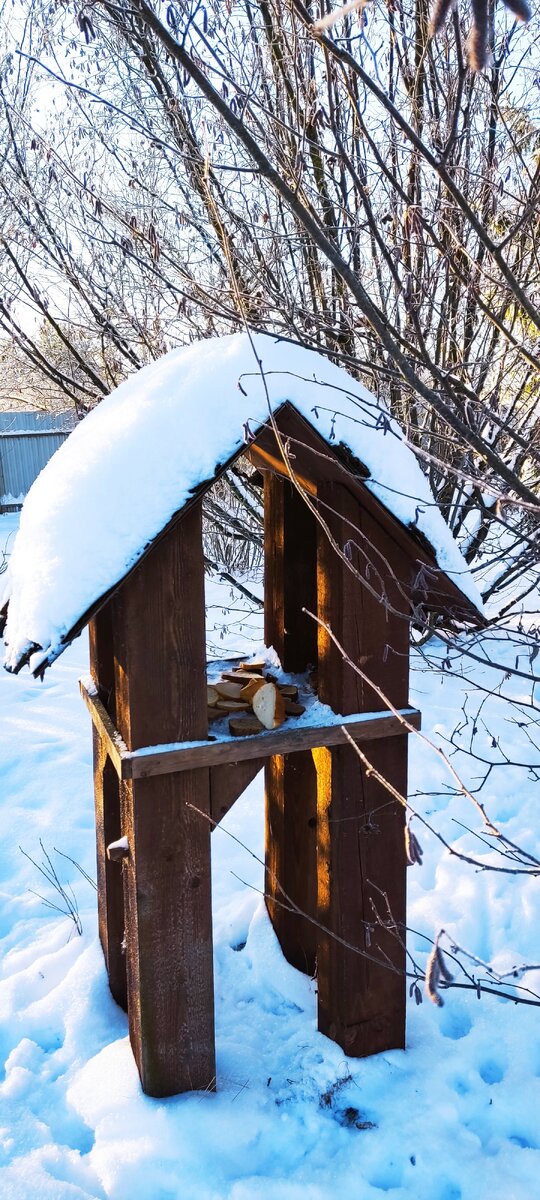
[122, 708, 421, 780]
[79, 675, 128, 778]
[80, 673, 421, 783]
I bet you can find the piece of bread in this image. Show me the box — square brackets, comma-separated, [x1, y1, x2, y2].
[251, 682, 286, 730]
[214, 680, 245, 700]
[278, 684, 299, 700]
[216, 699, 252, 712]
[229, 716, 265, 736]
[283, 699, 306, 716]
[221, 670, 264, 683]
[207, 684, 220, 707]
[240, 677, 266, 703]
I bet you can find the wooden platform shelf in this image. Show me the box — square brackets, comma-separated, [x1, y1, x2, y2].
[80, 673, 421, 781]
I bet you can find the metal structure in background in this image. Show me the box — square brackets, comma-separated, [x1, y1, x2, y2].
[0, 411, 77, 510]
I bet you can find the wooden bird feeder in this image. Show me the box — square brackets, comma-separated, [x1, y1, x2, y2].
[71, 403, 477, 1097]
[1, 342, 481, 1098]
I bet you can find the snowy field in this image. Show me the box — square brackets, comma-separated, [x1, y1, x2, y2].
[1, 510, 539, 1199]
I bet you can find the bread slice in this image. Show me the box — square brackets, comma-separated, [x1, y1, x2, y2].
[251, 682, 286, 730]
[229, 716, 265, 736]
[207, 684, 220, 707]
[221, 670, 264, 684]
[240, 677, 266, 703]
[216, 699, 252, 713]
[214, 680, 245, 700]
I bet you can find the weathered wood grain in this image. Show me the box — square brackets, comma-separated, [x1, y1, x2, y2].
[263, 473, 319, 973]
[124, 710, 419, 776]
[88, 608, 127, 1010]
[264, 473, 318, 672]
[110, 502, 215, 1097]
[315, 481, 411, 1058]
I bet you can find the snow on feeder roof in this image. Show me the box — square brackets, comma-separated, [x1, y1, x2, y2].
[1, 332, 483, 674]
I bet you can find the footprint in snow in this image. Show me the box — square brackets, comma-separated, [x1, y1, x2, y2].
[478, 1058, 505, 1085]
[439, 1007, 472, 1041]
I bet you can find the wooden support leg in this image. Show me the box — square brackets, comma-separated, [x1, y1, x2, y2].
[111, 503, 215, 1096]
[314, 739, 408, 1055]
[264, 473, 319, 973]
[92, 728, 127, 1008]
[316, 482, 411, 1056]
[121, 769, 215, 1096]
[265, 752, 318, 974]
[89, 608, 127, 1009]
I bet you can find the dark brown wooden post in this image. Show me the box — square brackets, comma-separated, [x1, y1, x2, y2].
[88, 605, 127, 1009]
[264, 473, 319, 974]
[315, 482, 410, 1056]
[111, 504, 215, 1097]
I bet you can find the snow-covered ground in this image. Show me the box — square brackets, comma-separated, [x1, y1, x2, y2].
[1, 511, 539, 1199]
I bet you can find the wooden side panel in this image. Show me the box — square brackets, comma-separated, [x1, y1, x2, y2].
[316, 487, 409, 713]
[111, 503, 215, 1097]
[112, 509, 207, 752]
[88, 607, 126, 1010]
[316, 482, 411, 1057]
[264, 474, 318, 974]
[264, 474, 318, 671]
[89, 604, 116, 712]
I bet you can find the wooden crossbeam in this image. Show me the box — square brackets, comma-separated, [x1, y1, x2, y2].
[80, 675, 421, 782]
[80, 675, 127, 776]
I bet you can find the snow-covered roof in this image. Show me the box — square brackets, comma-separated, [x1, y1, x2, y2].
[1, 332, 483, 674]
